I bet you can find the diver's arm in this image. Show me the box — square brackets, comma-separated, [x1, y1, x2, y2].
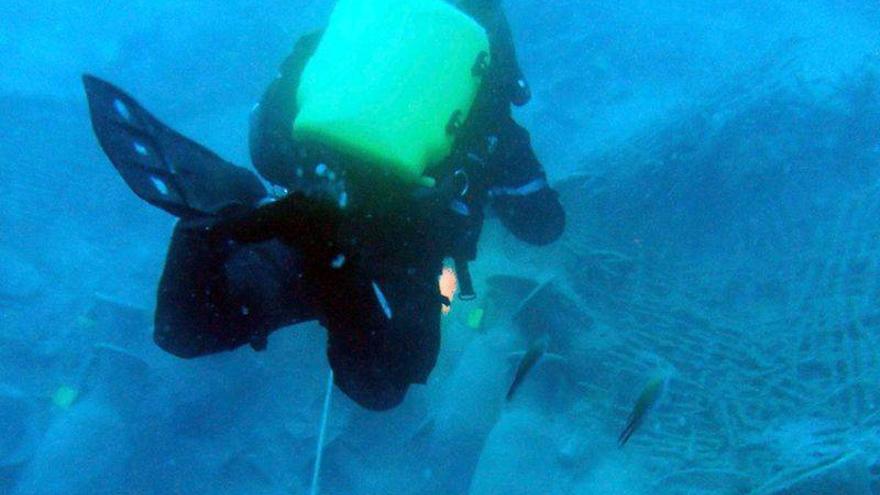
[457, 1, 530, 106]
[249, 31, 323, 187]
[488, 119, 566, 246]
[487, 9, 531, 107]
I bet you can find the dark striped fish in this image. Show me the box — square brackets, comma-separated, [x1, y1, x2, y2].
[619, 375, 668, 447]
[506, 337, 549, 401]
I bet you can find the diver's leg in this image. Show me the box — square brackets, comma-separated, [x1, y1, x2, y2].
[319, 261, 442, 411]
[154, 221, 318, 358]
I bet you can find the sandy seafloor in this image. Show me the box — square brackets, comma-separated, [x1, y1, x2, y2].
[2, 1, 880, 494]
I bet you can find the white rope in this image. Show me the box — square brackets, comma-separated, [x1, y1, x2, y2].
[309, 369, 334, 495]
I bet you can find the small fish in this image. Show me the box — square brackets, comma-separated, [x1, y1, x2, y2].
[618, 374, 668, 447]
[506, 337, 549, 401]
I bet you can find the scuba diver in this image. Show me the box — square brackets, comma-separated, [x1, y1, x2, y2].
[83, 0, 565, 411]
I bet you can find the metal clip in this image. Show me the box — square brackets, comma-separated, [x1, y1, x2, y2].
[472, 51, 489, 78]
[453, 168, 470, 197]
[446, 110, 463, 136]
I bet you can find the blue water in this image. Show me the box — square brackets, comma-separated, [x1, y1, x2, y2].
[2, 1, 880, 494]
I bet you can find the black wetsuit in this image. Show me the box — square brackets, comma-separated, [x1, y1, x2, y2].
[91, 2, 564, 411]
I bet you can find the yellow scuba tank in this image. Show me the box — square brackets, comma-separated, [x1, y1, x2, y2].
[293, 0, 490, 185]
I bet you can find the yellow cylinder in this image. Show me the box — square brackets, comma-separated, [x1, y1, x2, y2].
[293, 0, 490, 184]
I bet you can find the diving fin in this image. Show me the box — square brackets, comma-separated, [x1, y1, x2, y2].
[83, 74, 267, 218]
